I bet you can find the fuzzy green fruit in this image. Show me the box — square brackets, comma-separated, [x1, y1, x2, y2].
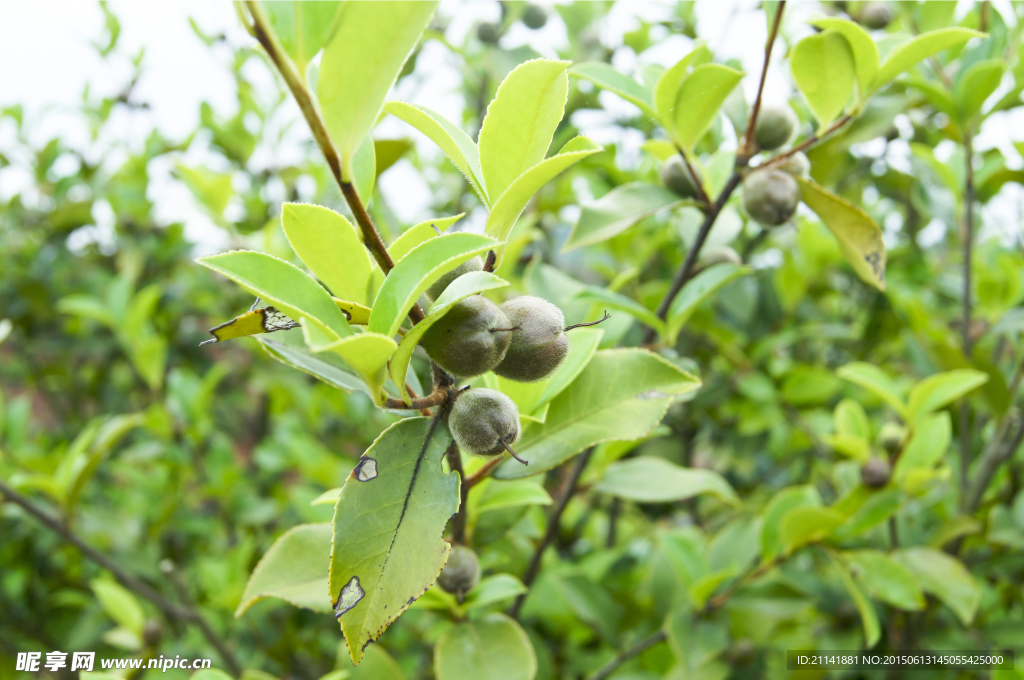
[859, 2, 893, 29]
[476, 21, 501, 44]
[493, 296, 569, 382]
[426, 256, 483, 301]
[861, 456, 892, 488]
[777, 151, 810, 178]
[754, 105, 797, 151]
[421, 296, 512, 378]
[878, 422, 906, 455]
[522, 4, 548, 29]
[742, 169, 800, 226]
[437, 545, 481, 594]
[659, 155, 699, 199]
[449, 388, 521, 457]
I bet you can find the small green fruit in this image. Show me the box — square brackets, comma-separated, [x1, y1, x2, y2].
[421, 296, 512, 377]
[477, 21, 501, 44]
[437, 545, 481, 594]
[858, 2, 893, 29]
[522, 4, 548, 29]
[493, 296, 569, 382]
[449, 388, 521, 457]
[742, 169, 800, 226]
[777, 151, 810, 178]
[878, 422, 906, 455]
[861, 456, 892, 488]
[426, 256, 484, 301]
[659, 155, 699, 199]
[754, 105, 797, 151]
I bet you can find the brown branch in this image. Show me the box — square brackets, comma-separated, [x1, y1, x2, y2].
[676, 148, 712, 206]
[959, 131, 976, 497]
[586, 630, 667, 680]
[761, 114, 853, 169]
[464, 457, 504, 488]
[739, 1, 786, 161]
[384, 390, 448, 411]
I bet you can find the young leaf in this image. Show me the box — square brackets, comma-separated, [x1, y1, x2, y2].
[779, 506, 844, 555]
[594, 456, 738, 505]
[809, 18, 879, 100]
[670, 63, 744, 150]
[494, 349, 701, 480]
[871, 28, 985, 95]
[235, 523, 333, 616]
[569, 62, 656, 118]
[384, 101, 488, 205]
[351, 133, 377, 205]
[91, 579, 145, 637]
[795, 177, 886, 291]
[461, 575, 529, 611]
[330, 418, 460, 664]
[836, 362, 907, 417]
[478, 59, 571, 202]
[388, 271, 508, 403]
[654, 44, 712, 127]
[892, 548, 980, 625]
[388, 214, 466, 263]
[892, 412, 951, 482]
[318, 1, 437, 180]
[281, 203, 375, 305]
[302, 323, 398, 405]
[262, 2, 341, 76]
[843, 550, 925, 611]
[834, 398, 871, 440]
[564, 182, 686, 251]
[666, 264, 750, 343]
[790, 31, 856, 130]
[257, 328, 377, 397]
[197, 250, 352, 341]
[953, 58, 1005, 123]
[906, 369, 988, 423]
[829, 553, 881, 648]
[367, 233, 498, 338]
[434, 614, 536, 680]
[760, 485, 822, 563]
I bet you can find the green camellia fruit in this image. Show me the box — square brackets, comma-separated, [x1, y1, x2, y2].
[493, 296, 569, 382]
[861, 456, 892, 488]
[777, 151, 810, 178]
[477, 21, 501, 43]
[878, 422, 906, 455]
[421, 296, 512, 377]
[659, 155, 699, 199]
[437, 544, 481, 594]
[522, 4, 548, 29]
[858, 2, 893, 30]
[448, 388, 521, 458]
[754, 105, 797, 151]
[426, 256, 483, 300]
[742, 169, 800, 226]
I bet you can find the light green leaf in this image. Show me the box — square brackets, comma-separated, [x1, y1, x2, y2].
[791, 31, 856, 130]
[434, 613, 536, 680]
[91, 579, 145, 637]
[473, 479, 552, 514]
[351, 133, 377, 205]
[796, 177, 886, 290]
[779, 506, 844, 555]
[282, 203, 374, 306]
[388, 271, 508, 403]
[198, 250, 352, 341]
[236, 523, 332, 616]
[655, 44, 712, 126]
[176, 164, 233, 219]
[484, 136, 602, 256]
[872, 28, 985, 94]
[906, 369, 988, 422]
[666, 264, 750, 343]
[311, 488, 342, 506]
[318, 1, 437, 180]
[478, 59, 571, 202]
[892, 412, 951, 482]
[954, 59, 1005, 122]
[670, 63, 744, 150]
[810, 18, 879, 100]
[495, 349, 700, 479]
[257, 328, 377, 397]
[829, 553, 881, 648]
[595, 456, 738, 504]
[302, 324, 398, 405]
[367, 233, 498, 338]
[388, 214, 465, 263]
[374, 138, 412, 176]
[836, 362, 906, 416]
[331, 418, 460, 664]
[892, 547, 980, 625]
[844, 550, 925, 611]
[570, 62, 656, 117]
[834, 398, 871, 440]
[263, 2, 341, 77]
[462, 575, 529, 611]
[575, 286, 665, 335]
[833, 487, 904, 539]
[384, 101, 488, 204]
[564, 182, 685, 252]
[760, 486, 821, 563]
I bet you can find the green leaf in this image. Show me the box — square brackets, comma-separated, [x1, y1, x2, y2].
[331, 418, 459, 664]
[829, 553, 881, 648]
[779, 506, 844, 555]
[236, 523, 332, 616]
[834, 398, 871, 440]
[495, 349, 700, 480]
[367, 233, 498, 338]
[871, 28, 985, 94]
[791, 31, 856, 129]
[91, 579, 145, 637]
[906, 369, 988, 422]
[796, 177, 886, 290]
[198, 250, 352, 341]
[666, 264, 750, 343]
[569, 62, 656, 117]
[809, 18, 879, 101]
[655, 44, 712, 127]
[434, 613, 536, 680]
[484, 136, 602, 256]
[388, 214, 465, 263]
[478, 59, 570, 202]
[257, 328, 377, 397]
[892, 412, 951, 482]
[176, 164, 233, 219]
[954, 59, 1005, 122]
[351, 134, 377, 205]
[844, 550, 925, 611]
[575, 286, 665, 335]
[471, 478, 552, 515]
[374, 138, 411, 176]
[892, 548, 980, 625]
[388, 271, 508, 403]
[760, 486, 821, 563]
[462, 575, 529, 611]
[836, 362, 906, 416]
[318, 1, 437, 180]
[595, 456, 738, 505]
[263, 1, 341, 76]
[302, 325, 398, 405]
[670, 64, 744, 150]
[384, 101, 488, 204]
[564, 182, 685, 251]
[282, 203, 375, 306]
[191, 671, 233, 680]
[833, 487, 904, 539]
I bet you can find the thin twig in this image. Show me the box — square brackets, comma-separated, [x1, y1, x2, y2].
[508, 448, 594, 619]
[464, 457, 504, 488]
[384, 390, 448, 411]
[585, 630, 667, 680]
[739, 1, 787, 161]
[761, 114, 853, 169]
[965, 408, 1023, 513]
[959, 131, 976, 499]
[676, 148, 712, 207]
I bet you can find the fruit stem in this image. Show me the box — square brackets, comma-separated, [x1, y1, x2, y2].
[565, 310, 611, 332]
[483, 250, 497, 273]
[384, 390, 448, 411]
[500, 440, 528, 466]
